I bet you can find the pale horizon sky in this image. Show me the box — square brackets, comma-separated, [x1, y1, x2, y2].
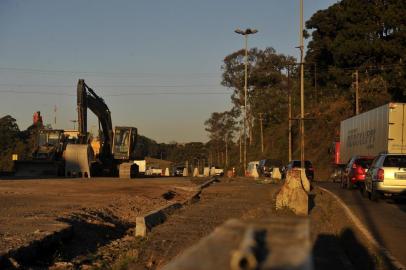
[0, 0, 337, 143]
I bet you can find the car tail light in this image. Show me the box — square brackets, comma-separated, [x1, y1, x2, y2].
[377, 168, 384, 181]
[356, 165, 364, 175]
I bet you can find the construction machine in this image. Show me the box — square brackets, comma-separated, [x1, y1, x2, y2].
[14, 129, 66, 177]
[64, 79, 138, 178]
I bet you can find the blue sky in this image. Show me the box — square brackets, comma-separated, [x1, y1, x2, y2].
[0, 0, 337, 142]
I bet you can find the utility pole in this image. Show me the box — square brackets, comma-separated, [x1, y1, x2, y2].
[225, 133, 228, 167]
[239, 128, 242, 164]
[354, 70, 360, 115]
[54, 105, 57, 126]
[288, 68, 292, 162]
[299, 0, 305, 169]
[258, 113, 264, 154]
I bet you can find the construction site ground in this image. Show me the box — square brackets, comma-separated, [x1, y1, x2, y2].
[0, 177, 395, 270]
[0, 177, 203, 268]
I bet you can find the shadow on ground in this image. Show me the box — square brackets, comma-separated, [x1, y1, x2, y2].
[313, 227, 399, 270]
[1, 210, 133, 269]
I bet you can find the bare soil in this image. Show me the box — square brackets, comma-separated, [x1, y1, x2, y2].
[0, 177, 200, 268]
[0, 177, 396, 270]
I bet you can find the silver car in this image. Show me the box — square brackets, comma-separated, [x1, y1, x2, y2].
[364, 153, 406, 200]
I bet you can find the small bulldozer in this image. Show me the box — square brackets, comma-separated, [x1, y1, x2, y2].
[14, 129, 66, 177]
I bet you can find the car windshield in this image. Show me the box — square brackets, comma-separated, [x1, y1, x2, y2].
[383, 155, 406, 167]
[355, 158, 373, 168]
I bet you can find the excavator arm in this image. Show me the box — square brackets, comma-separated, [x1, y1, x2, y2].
[77, 79, 113, 162]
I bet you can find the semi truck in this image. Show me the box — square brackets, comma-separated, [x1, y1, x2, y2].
[333, 103, 406, 166]
[330, 103, 406, 183]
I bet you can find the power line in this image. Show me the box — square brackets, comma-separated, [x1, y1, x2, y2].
[0, 67, 220, 77]
[0, 83, 223, 88]
[0, 90, 231, 96]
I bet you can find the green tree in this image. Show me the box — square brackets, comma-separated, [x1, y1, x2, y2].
[305, 0, 406, 100]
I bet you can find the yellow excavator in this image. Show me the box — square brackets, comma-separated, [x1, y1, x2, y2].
[64, 79, 139, 178]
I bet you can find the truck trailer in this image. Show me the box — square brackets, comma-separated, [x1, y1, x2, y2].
[339, 103, 406, 164]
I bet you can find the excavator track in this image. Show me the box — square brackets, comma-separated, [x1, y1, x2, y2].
[119, 162, 138, 178]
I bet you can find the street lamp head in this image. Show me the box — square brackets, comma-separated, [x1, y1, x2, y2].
[234, 28, 258, 35]
[246, 28, 258, 34]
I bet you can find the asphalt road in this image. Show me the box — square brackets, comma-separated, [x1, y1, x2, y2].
[317, 182, 406, 266]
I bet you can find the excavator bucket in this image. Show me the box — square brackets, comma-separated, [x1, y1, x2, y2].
[64, 144, 94, 178]
[14, 160, 63, 178]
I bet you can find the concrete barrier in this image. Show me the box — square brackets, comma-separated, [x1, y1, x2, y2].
[162, 217, 312, 270]
[135, 177, 218, 237]
[276, 170, 309, 216]
[193, 167, 199, 177]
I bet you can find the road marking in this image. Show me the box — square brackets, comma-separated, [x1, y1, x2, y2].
[318, 186, 405, 270]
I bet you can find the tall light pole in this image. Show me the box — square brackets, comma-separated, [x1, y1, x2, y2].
[299, 0, 305, 169]
[235, 28, 258, 175]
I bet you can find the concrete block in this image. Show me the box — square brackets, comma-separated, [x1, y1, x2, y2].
[135, 202, 182, 237]
[162, 217, 312, 270]
[183, 167, 189, 177]
[164, 167, 170, 176]
[210, 167, 216, 176]
[272, 167, 282, 180]
[193, 167, 199, 177]
[203, 167, 210, 177]
[276, 170, 309, 216]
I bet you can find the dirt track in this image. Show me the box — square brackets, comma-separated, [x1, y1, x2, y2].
[0, 177, 199, 267]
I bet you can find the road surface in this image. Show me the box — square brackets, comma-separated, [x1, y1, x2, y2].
[317, 182, 406, 266]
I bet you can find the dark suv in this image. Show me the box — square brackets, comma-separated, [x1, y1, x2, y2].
[341, 156, 374, 189]
[258, 159, 282, 177]
[286, 160, 314, 181]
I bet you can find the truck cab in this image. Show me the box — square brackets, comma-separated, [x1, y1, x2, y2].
[112, 127, 137, 160]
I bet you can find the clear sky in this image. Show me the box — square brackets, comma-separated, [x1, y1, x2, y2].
[0, 0, 337, 143]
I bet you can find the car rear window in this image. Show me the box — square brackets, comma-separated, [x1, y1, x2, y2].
[383, 155, 406, 167]
[355, 158, 373, 168]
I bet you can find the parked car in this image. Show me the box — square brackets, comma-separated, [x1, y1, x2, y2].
[364, 153, 406, 201]
[173, 166, 185, 176]
[246, 161, 260, 177]
[286, 160, 314, 181]
[213, 167, 224, 176]
[341, 156, 374, 189]
[145, 167, 162, 176]
[258, 159, 282, 177]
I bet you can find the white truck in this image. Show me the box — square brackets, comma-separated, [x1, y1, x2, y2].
[339, 103, 406, 164]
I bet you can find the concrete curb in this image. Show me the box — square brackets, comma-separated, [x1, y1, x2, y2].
[135, 177, 218, 237]
[318, 186, 405, 270]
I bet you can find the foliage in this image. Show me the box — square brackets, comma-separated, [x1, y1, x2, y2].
[305, 0, 406, 101]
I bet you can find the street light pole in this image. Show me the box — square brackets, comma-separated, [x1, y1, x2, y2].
[235, 28, 258, 175]
[299, 0, 305, 169]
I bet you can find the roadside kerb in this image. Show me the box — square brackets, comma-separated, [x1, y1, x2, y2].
[318, 186, 405, 270]
[135, 177, 219, 237]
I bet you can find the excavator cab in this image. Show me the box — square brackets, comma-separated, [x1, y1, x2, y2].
[113, 127, 137, 160]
